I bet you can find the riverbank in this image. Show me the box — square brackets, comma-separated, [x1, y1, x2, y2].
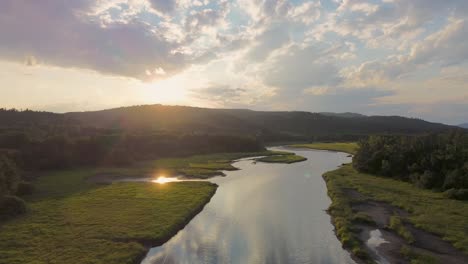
[0, 169, 217, 264]
[255, 151, 307, 163]
[293, 143, 468, 263]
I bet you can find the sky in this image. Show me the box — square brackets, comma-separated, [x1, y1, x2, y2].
[0, 0, 467, 125]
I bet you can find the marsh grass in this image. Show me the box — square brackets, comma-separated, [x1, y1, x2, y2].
[0, 171, 216, 264]
[256, 154, 307, 164]
[290, 142, 358, 154]
[97, 150, 291, 179]
[389, 216, 415, 244]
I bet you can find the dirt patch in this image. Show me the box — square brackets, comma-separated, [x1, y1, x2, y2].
[346, 189, 468, 264]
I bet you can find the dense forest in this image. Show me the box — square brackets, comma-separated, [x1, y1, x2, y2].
[353, 130, 468, 199]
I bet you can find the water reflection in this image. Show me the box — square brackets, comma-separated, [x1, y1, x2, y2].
[152, 177, 181, 184]
[142, 147, 356, 264]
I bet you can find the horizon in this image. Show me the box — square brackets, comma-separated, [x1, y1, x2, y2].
[2, 103, 460, 127]
[1, 0, 468, 125]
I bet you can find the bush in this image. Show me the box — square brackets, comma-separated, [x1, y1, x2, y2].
[445, 189, 468, 200]
[0, 155, 21, 197]
[16, 181, 35, 196]
[0, 195, 27, 220]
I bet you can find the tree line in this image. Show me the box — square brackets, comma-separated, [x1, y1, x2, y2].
[353, 130, 468, 199]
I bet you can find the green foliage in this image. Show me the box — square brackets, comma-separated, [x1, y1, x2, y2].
[0, 155, 21, 198]
[0, 169, 217, 264]
[325, 164, 468, 254]
[15, 181, 35, 196]
[0, 195, 27, 220]
[290, 142, 359, 154]
[353, 130, 468, 193]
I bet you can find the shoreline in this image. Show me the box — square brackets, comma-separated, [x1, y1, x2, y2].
[287, 143, 468, 264]
[134, 184, 218, 264]
[322, 164, 468, 264]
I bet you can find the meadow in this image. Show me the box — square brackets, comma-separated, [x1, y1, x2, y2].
[0, 170, 216, 264]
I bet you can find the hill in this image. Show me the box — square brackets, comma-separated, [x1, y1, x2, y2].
[64, 105, 454, 141]
[458, 123, 468, 129]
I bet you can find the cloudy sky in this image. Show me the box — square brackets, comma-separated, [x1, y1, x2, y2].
[1, 0, 467, 124]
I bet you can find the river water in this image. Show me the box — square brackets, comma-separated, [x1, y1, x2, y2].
[141, 147, 356, 264]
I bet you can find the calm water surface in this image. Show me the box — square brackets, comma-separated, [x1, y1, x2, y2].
[141, 147, 356, 264]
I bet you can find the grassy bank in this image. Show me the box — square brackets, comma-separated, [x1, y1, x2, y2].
[289, 142, 358, 154]
[256, 154, 307, 163]
[0, 168, 216, 264]
[324, 164, 468, 260]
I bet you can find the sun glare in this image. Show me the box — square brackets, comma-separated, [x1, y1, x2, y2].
[152, 176, 180, 184]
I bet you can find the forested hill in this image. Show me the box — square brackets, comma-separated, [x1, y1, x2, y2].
[64, 105, 454, 140]
[0, 106, 461, 171]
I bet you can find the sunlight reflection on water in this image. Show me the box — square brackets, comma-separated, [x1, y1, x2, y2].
[152, 177, 181, 184]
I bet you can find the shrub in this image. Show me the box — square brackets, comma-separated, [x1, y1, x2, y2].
[0, 195, 27, 220]
[0, 155, 21, 197]
[16, 181, 35, 196]
[445, 189, 468, 200]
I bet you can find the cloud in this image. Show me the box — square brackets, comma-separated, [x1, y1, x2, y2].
[0, 0, 235, 81]
[262, 44, 342, 93]
[1, 0, 468, 124]
[0, 0, 192, 80]
[148, 0, 178, 14]
[409, 19, 468, 66]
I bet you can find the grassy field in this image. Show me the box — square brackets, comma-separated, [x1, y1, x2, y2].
[323, 164, 468, 256]
[0, 168, 216, 264]
[290, 142, 358, 154]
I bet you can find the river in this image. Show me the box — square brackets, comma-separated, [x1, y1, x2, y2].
[141, 147, 356, 264]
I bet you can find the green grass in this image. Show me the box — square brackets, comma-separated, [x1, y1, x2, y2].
[324, 164, 468, 255]
[0, 169, 216, 264]
[323, 168, 372, 262]
[400, 245, 438, 264]
[389, 216, 415, 244]
[290, 142, 358, 154]
[256, 154, 307, 164]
